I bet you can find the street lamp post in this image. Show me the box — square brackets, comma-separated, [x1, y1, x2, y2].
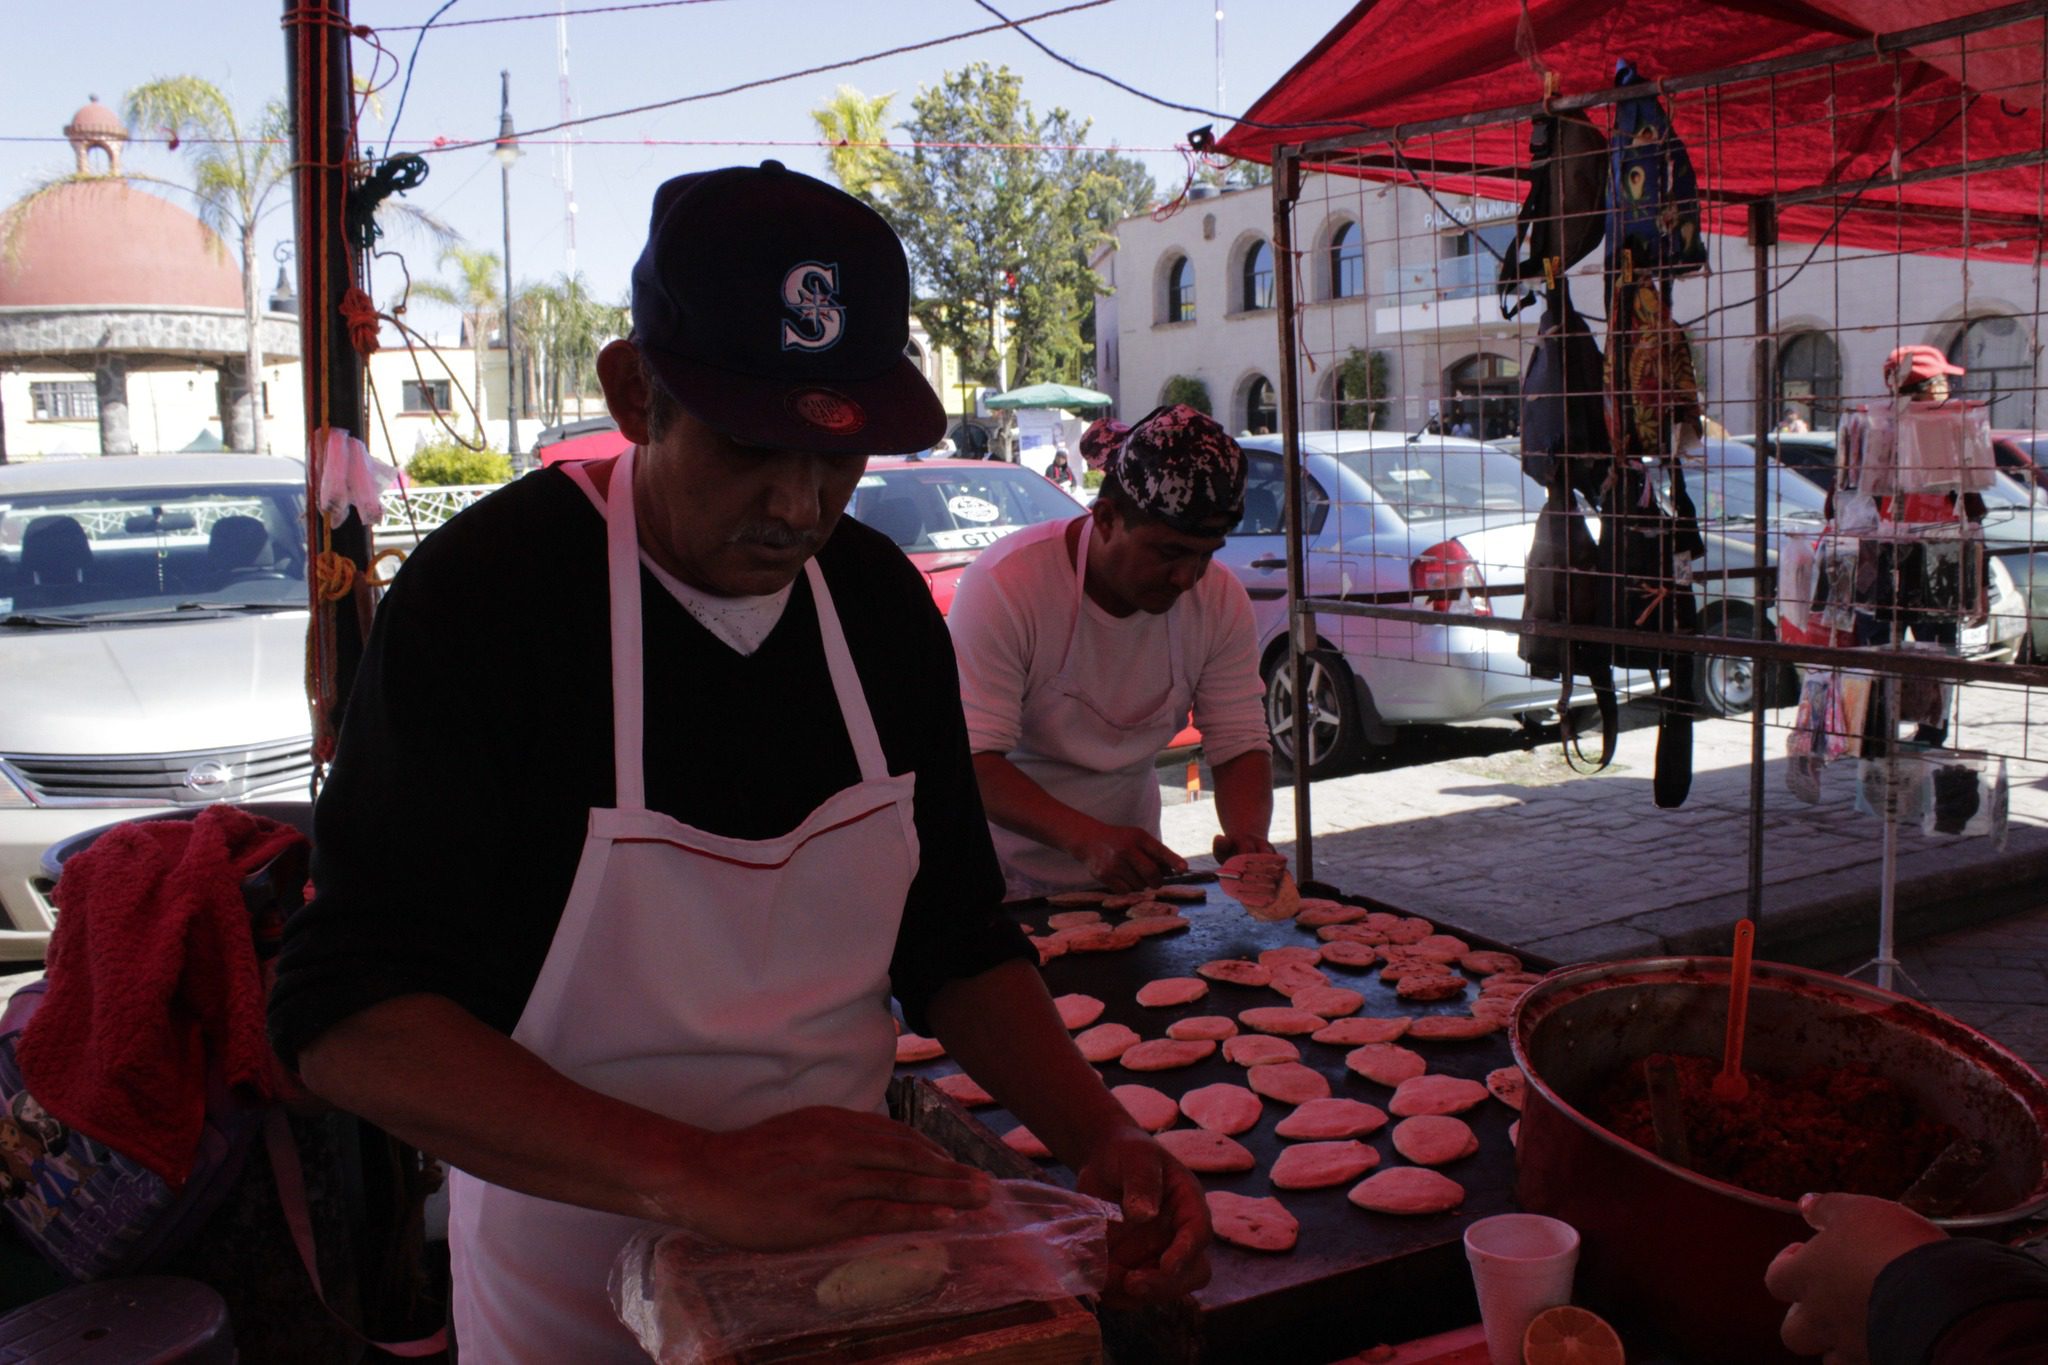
[494, 70, 521, 460]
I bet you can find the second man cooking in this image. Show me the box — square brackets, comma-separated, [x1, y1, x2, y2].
[950, 404, 1276, 898]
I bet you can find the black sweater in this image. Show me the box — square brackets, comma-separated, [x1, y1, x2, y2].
[270, 468, 1029, 1064]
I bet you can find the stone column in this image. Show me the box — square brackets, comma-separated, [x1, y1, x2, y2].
[94, 353, 133, 455]
[217, 356, 255, 452]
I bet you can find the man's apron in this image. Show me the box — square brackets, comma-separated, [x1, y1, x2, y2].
[447, 446, 919, 1361]
[992, 518, 1191, 898]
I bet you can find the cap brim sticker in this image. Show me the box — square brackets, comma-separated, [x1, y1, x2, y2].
[787, 387, 868, 435]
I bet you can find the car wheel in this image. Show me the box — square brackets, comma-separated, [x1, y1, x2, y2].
[1264, 649, 1363, 780]
[1700, 606, 1787, 716]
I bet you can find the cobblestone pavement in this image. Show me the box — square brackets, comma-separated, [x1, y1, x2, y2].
[1158, 681, 2048, 1073]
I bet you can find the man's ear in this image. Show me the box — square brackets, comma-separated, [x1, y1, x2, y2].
[596, 339, 653, 445]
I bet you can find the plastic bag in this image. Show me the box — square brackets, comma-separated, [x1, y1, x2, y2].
[610, 1180, 1117, 1365]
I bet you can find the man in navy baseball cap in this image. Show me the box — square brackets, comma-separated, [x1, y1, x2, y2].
[275, 159, 1214, 1364]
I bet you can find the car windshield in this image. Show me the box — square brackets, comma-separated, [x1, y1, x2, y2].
[1332, 444, 1540, 522]
[848, 463, 1079, 554]
[1, 482, 308, 623]
[1698, 455, 1830, 524]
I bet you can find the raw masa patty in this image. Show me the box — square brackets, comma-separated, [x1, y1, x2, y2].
[1179, 1082, 1263, 1134]
[1392, 1115, 1479, 1165]
[1275, 1097, 1389, 1140]
[1075, 1022, 1141, 1063]
[1271, 1140, 1379, 1189]
[1156, 1128, 1256, 1173]
[1389, 1074, 1489, 1117]
[1120, 1038, 1217, 1072]
[1348, 1166, 1466, 1215]
[1247, 1061, 1332, 1105]
[1205, 1190, 1297, 1252]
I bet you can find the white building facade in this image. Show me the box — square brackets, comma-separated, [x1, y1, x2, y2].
[1095, 174, 2044, 440]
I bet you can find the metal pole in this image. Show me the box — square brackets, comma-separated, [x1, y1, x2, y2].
[285, 0, 367, 740]
[1271, 148, 1313, 881]
[498, 70, 520, 459]
[1747, 202, 1776, 925]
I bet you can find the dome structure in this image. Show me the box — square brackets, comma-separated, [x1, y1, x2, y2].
[0, 180, 244, 312]
[0, 98, 299, 455]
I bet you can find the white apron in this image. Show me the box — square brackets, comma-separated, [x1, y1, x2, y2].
[447, 447, 920, 1362]
[992, 518, 1191, 899]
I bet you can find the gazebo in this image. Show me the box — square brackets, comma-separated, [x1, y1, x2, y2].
[0, 98, 299, 456]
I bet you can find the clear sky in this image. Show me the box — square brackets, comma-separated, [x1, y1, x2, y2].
[4, 0, 1356, 335]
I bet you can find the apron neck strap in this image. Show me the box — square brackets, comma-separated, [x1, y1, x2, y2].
[607, 446, 650, 811]
[1061, 515, 1187, 686]
[803, 558, 890, 784]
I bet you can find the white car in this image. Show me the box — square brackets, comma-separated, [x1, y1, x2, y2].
[0, 455, 315, 961]
[1221, 431, 1655, 777]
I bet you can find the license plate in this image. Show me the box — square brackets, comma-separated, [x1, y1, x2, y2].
[1962, 622, 1990, 651]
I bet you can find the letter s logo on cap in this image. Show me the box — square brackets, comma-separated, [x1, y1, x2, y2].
[780, 261, 845, 352]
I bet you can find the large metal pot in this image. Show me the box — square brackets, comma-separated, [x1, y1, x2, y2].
[1511, 957, 2048, 1365]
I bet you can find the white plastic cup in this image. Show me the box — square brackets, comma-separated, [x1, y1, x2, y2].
[1464, 1213, 1581, 1365]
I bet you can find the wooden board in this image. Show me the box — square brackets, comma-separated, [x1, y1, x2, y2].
[895, 893, 1550, 1365]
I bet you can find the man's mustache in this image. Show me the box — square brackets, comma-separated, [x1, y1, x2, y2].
[729, 521, 821, 553]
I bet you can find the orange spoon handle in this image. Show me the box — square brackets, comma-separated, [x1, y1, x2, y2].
[1720, 918, 1757, 1085]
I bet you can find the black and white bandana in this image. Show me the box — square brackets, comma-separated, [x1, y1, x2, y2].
[1108, 404, 1246, 535]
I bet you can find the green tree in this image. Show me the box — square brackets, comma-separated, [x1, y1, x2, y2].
[1332, 348, 1392, 430]
[413, 246, 504, 441]
[810, 86, 898, 204]
[123, 78, 291, 456]
[516, 273, 627, 426]
[821, 65, 1153, 390]
[1161, 374, 1212, 415]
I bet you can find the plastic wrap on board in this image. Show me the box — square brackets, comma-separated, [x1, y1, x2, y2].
[610, 1180, 1117, 1365]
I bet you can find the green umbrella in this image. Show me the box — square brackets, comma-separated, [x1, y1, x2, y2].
[984, 382, 1112, 411]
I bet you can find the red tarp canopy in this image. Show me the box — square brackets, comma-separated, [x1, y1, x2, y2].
[1217, 0, 2048, 260]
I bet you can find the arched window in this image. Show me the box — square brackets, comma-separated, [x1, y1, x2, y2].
[1442, 353, 1521, 441]
[905, 339, 926, 374]
[1948, 315, 2034, 428]
[1244, 375, 1277, 435]
[1777, 330, 1840, 429]
[1241, 239, 1274, 312]
[1329, 222, 1363, 300]
[1165, 255, 1195, 324]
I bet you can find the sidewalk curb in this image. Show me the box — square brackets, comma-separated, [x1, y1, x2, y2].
[1515, 826, 2048, 969]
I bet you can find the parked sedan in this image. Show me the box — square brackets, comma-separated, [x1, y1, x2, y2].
[847, 458, 1086, 614]
[0, 455, 315, 961]
[1222, 432, 1655, 778]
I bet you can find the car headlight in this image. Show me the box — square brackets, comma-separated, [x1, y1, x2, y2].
[0, 766, 34, 810]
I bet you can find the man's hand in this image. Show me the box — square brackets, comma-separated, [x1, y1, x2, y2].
[1075, 1129, 1212, 1306]
[1764, 1192, 1946, 1363]
[1072, 822, 1188, 892]
[1213, 831, 1276, 862]
[662, 1106, 994, 1251]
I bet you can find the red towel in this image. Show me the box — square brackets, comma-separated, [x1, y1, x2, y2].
[16, 805, 305, 1187]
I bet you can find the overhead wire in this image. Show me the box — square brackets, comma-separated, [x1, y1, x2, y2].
[409, 0, 1122, 155]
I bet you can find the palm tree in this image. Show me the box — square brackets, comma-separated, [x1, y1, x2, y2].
[811, 86, 899, 204]
[413, 246, 504, 442]
[517, 273, 626, 425]
[124, 78, 292, 455]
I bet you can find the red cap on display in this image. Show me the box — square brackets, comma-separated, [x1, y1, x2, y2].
[1882, 344, 1966, 393]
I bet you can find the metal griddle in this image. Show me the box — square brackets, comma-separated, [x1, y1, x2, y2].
[894, 888, 1544, 1365]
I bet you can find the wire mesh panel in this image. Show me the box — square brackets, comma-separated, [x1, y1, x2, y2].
[1246, 5, 2048, 935]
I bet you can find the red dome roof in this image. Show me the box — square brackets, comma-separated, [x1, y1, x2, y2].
[0, 180, 243, 311]
[65, 100, 125, 142]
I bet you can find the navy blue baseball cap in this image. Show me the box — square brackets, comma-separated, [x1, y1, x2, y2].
[629, 160, 945, 454]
